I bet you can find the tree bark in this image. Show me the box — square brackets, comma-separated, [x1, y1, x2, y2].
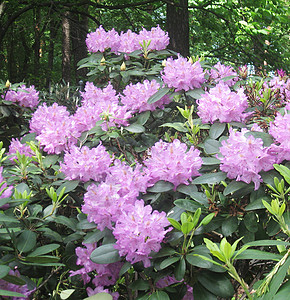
[33, 7, 41, 82]
[62, 11, 71, 83]
[166, 0, 189, 57]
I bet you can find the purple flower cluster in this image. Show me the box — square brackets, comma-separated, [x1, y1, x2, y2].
[210, 62, 238, 86]
[0, 270, 31, 299]
[86, 25, 169, 53]
[4, 85, 39, 108]
[121, 79, 171, 112]
[263, 76, 290, 102]
[161, 56, 205, 91]
[30, 103, 77, 154]
[8, 138, 34, 161]
[82, 160, 151, 231]
[218, 128, 276, 190]
[197, 82, 249, 123]
[60, 143, 113, 182]
[268, 107, 290, 162]
[145, 139, 202, 189]
[113, 200, 171, 267]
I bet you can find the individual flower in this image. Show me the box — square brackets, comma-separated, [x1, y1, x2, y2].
[8, 138, 34, 161]
[4, 85, 39, 108]
[60, 143, 113, 182]
[161, 55, 205, 91]
[197, 82, 249, 123]
[268, 108, 290, 162]
[30, 103, 77, 154]
[210, 62, 238, 86]
[138, 25, 169, 51]
[86, 26, 120, 53]
[113, 200, 171, 267]
[0, 270, 31, 299]
[218, 128, 276, 190]
[121, 79, 171, 113]
[144, 139, 202, 189]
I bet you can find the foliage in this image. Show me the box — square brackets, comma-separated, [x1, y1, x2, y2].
[0, 24, 289, 300]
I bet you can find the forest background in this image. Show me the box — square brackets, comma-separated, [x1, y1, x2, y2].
[0, 0, 289, 88]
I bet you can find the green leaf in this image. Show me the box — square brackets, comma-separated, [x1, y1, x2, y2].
[137, 111, 150, 125]
[0, 265, 10, 279]
[174, 199, 202, 212]
[209, 123, 226, 139]
[192, 172, 227, 185]
[2, 274, 26, 285]
[199, 213, 215, 226]
[185, 88, 204, 99]
[28, 244, 60, 257]
[244, 240, 290, 247]
[43, 155, 59, 168]
[160, 257, 179, 269]
[0, 214, 20, 224]
[149, 291, 170, 300]
[0, 289, 26, 297]
[223, 181, 248, 196]
[24, 255, 60, 264]
[125, 123, 145, 133]
[56, 180, 79, 194]
[181, 222, 195, 235]
[60, 289, 75, 299]
[198, 271, 234, 298]
[235, 249, 282, 261]
[245, 197, 271, 211]
[167, 218, 181, 231]
[90, 244, 121, 264]
[222, 216, 238, 237]
[245, 131, 274, 147]
[203, 139, 221, 154]
[83, 293, 113, 300]
[129, 279, 150, 291]
[147, 87, 171, 104]
[202, 157, 220, 165]
[274, 280, 290, 300]
[16, 230, 37, 253]
[186, 254, 214, 268]
[160, 122, 188, 132]
[192, 283, 217, 300]
[273, 164, 290, 185]
[119, 261, 132, 276]
[244, 212, 258, 233]
[174, 258, 186, 281]
[147, 181, 174, 193]
[52, 215, 77, 231]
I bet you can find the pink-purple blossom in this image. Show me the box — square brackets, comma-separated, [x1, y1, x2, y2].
[210, 62, 238, 86]
[218, 128, 276, 190]
[60, 143, 113, 182]
[144, 139, 202, 189]
[4, 85, 39, 108]
[0, 270, 31, 299]
[8, 138, 34, 161]
[138, 25, 169, 51]
[197, 82, 249, 123]
[161, 56, 205, 91]
[121, 79, 171, 113]
[113, 200, 171, 267]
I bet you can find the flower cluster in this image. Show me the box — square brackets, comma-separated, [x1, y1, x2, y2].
[86, 25, 169, 53]
[30, 103, 77, 154]
[197, 82, 249, 123]
[8, 138, 34, 161]
[145, 139, 202, 188]
[4, 85, 39, 108]
[0, 270, 31, 299]
[218, 128, 276, 190]
[60, 144, 113, 182]
[210, 62, 238, 86]
[121, 79, 171, 112]
[263, 76, 290, 102]
[161, 56, 205, 91]
[113, 200, 171, 267]
[268, 108, 290, 162]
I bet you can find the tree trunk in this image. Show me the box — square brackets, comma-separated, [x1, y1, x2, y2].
[33, 7, 41, 83]
[166, 0, 189, 57]
[71, 9, 88, 83]
[62, 11, 71, 83]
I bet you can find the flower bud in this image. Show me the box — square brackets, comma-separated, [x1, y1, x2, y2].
[120, 62, 126, 71]
[188, 57, 193, 64]
[5, 80, 10, 88]
[162, 59, 166, 67]
[238, 65, 248, 80]
[100, 56, 106, 66]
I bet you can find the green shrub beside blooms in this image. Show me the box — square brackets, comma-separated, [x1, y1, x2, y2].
[0, 26, 289, 300]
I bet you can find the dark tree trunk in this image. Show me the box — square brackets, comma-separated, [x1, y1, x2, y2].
[62, 11, 71, 83]
[166, 0, 189, 57]
[71, 9, 88, 83]
[33, 7, 41, 82]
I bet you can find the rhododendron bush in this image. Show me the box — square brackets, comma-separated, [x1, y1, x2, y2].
[0, 26, 289, 300]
